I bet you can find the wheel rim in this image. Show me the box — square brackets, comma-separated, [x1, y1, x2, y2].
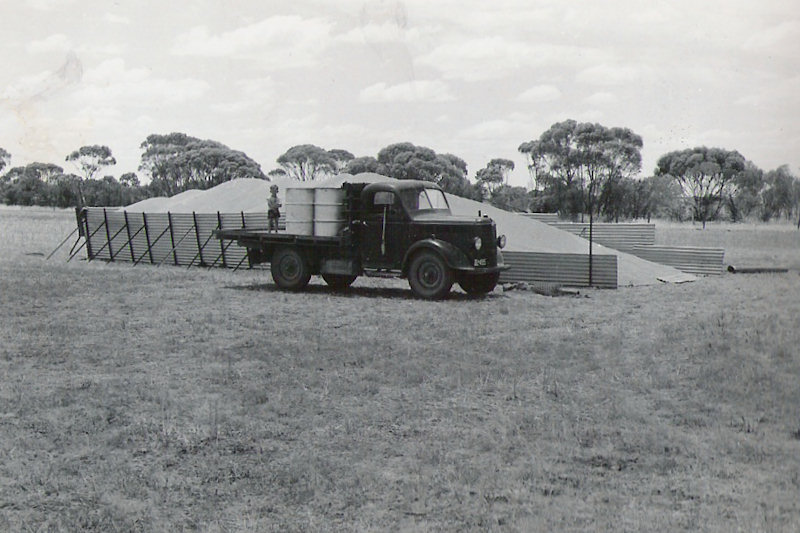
[279, 255, 301, 282]
[418, 260, 443, 290]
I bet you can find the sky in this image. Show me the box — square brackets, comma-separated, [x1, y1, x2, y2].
[1, 0, 798, 187]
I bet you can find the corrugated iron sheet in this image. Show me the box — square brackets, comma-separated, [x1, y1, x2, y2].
[548, 222, 656, 251]
[500, 251, 617, 288]
[630, 245, 724, 276]
[519, 213, 560, 224]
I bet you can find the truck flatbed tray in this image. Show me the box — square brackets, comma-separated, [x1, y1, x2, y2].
[213, 228, 341, 245]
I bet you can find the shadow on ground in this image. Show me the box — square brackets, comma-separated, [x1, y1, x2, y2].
[223, 282, 501, 301]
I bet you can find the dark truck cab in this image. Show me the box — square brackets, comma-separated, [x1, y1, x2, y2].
[214, 180, 508, 299]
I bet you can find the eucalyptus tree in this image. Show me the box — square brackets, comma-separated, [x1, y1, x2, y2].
[0, 147, 10, 174]
[276, 144, 348, 181]
[66, 145, 116, 182]
[140, 133, 265, 195]
[655, 147, 746, 228]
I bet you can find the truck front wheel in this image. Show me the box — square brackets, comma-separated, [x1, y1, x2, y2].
[271, 247, 311, 290]
[457, 272, 500, 295]
[408, 250, 453, 299]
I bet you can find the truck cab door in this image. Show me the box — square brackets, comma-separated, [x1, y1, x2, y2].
[361, 190, 406, 269]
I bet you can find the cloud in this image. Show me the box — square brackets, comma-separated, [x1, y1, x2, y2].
[583, 92, 617, 106]
[103, 12, 131, 25]
[417, 37, 605, 82]
[743, 20, 800, 52]
[171, 16, 333, 67]
[576, 63, 643, 86]
[517, 85, 561, 103]
[359, 80, 454, 103]
[27, 33, 72, 54]
[77, 58, 209, 105]
[24, 0, 76, 10]
[337, 22, 413, 45]
[459, 119, 519, 140]
[211, 77, 277, 114]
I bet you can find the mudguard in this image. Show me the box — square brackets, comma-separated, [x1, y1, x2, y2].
[402, 239, 472, 274]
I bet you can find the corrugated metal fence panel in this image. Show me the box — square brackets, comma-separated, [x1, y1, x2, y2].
[127, 213, 149, 263]
[500, 251, 617, 288]
[167, 213, 198, 266]
[84, 208, 256, 268]
[631, 245, 724, 276]
[218, 213, 249, 267]
[107, 211, 132, 261]
[85, 208, 111, 260]
[548, 223, 656, 251]
[143, 213, 174, 264]
[519, 213, 560, 224]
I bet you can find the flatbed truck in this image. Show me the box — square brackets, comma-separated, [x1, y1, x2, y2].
[214, 179, 508, 299]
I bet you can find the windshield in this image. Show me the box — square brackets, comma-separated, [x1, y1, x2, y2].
[401, 187, 450, 212]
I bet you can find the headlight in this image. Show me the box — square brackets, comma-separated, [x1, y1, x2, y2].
[473, 236, 482, 250]
[497, 235, 506, 249]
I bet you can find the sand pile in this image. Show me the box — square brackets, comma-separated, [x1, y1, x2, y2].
[123, 175, 695, 285]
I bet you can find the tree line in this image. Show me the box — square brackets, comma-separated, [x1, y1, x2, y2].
[2, 122, 798, 227]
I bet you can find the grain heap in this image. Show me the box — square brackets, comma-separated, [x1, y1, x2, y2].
[123, 174, 695, 286]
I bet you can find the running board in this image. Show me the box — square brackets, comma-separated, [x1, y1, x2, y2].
[363, 269, 402, 279]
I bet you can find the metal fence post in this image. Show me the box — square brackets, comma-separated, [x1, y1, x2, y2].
[103, 209, 114, 261]
[168, 212, 178, 266]
[142, 213, 154, 264]
[124, 211, 135, 262]
[192, 212, 204, 266]
[217, 211, 227, 268]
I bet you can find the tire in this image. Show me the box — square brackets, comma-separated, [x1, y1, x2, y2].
[408, 250, 453, 300]
[322, 273, 357, 290]
[271, 247, 311, 290]
[457, 272, 500, 295]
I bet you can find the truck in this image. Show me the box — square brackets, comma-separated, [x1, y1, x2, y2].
[213, 179, 508, 299]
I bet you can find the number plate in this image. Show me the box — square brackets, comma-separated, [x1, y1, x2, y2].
[474, 258, 487, 267]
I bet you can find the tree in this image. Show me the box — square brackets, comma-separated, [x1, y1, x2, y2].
[519, 120, 643, 221]
[761, 165, 798, 222]
[0, 163, 63, 205]
[48, 173, 83, 208]
[476, 158, 515, 196]
[328, 149, 355, 173]
[139, 133, 266, 195]
[342, 156, 386, 175]
[276, 144, 339, 181]
[267, 168, 288, 180]
[66, 145, 116, 183]
[655, 147, 746, 228]
[519, 120, 585, 219]
[374, 142, 481, 199]
[120, 172, 140, 188]
[0, 147, 10, 174]
[488, 185, 529, 211]
[727, 161, 763, 222]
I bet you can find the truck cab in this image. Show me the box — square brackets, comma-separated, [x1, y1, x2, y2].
[352, 180, 507, 298]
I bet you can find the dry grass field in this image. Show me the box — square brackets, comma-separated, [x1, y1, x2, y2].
[1, 206, 799, 532]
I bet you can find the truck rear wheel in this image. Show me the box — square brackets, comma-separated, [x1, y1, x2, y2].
[271, 247, 311, 290]
[408, 250, 453, 299]
[322, 273, 357, 290]
[457, 272, 500, 295]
